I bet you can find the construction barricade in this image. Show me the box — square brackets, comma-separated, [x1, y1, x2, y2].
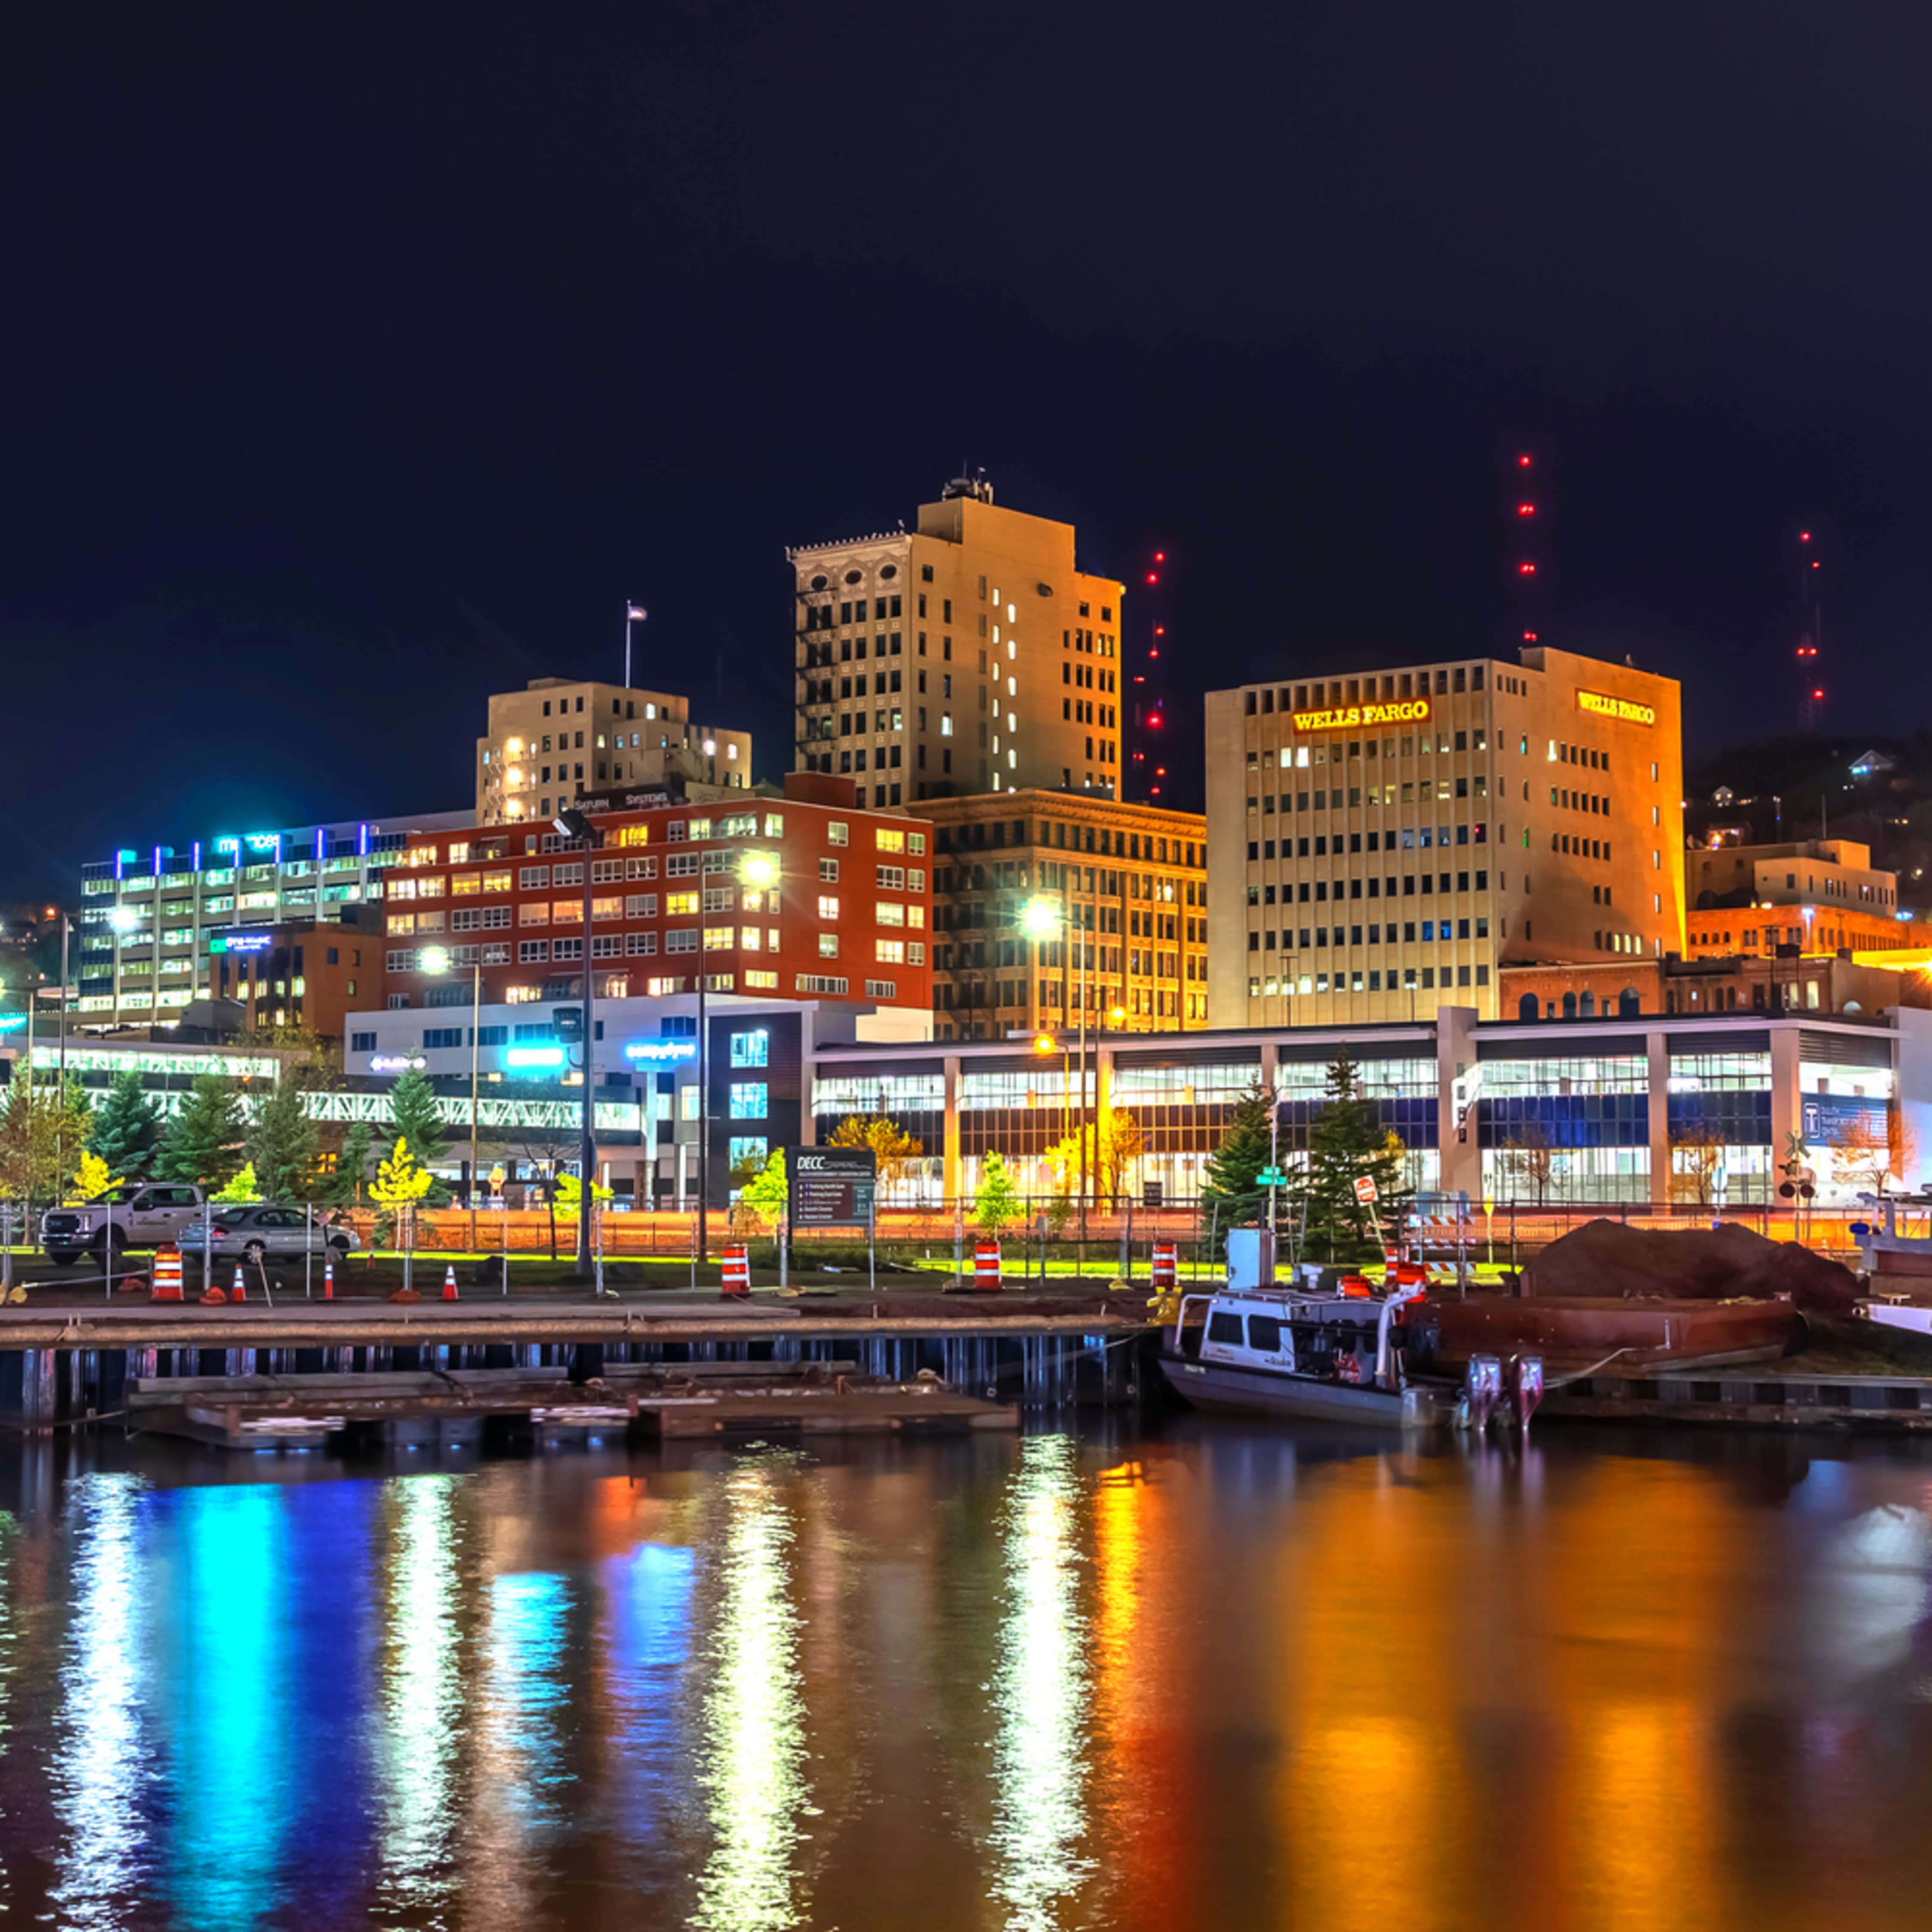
[721, 1244, 752, 1300]
[151, 1243, 183, 1303]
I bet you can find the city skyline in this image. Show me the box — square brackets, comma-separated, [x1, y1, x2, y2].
[9, 6, 1932, 902]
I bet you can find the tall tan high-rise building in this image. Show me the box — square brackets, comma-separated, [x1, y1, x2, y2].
[1204, 645, 1685, 1025]
[790, 476, 1125, 808]
[476, 677, 752, 825]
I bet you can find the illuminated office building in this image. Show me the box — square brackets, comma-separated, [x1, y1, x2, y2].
[1204, 646, 1685, 1025]
[790, 475, 1126, 804]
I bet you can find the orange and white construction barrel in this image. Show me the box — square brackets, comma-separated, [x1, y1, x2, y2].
[151, 1243, 184, 1303]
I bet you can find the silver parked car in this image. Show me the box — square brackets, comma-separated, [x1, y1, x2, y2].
[177, 1205, 360, 1263]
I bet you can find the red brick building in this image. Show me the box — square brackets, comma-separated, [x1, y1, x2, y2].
[379, 772, 933, 1016]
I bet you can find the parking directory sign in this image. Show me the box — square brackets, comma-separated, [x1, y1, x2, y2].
[786, 1147, 876, 1227]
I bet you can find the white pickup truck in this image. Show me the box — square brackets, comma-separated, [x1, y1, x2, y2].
[41, 1183, 208, 1266]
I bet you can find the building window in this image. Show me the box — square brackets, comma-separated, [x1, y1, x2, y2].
[731, 1029, 770, 1068]
[351, 1031, 376, 1053]
[728, 1082, 767, 1120]
[729, 1135, 768, 1170]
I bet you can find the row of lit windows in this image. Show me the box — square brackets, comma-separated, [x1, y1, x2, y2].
[1250, 918, 1493, 951]
[1248, 964, 1495, 995]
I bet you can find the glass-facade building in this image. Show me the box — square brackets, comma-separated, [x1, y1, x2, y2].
[74, 812, 470, 1025]
[807, 1010, 1932, 1209]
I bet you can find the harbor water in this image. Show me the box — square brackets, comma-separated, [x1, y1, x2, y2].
[3, 1419, 1932, 1928]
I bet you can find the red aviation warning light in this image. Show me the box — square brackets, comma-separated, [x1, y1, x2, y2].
[1518, 561, 1537, 576]
[1517, 503, 1536, 516]
[1153, 550, 1166, 563]
[1518, 453, 1532, 467]
[1145, 572, 1159, 586]
[1523, 631, 1538, 642]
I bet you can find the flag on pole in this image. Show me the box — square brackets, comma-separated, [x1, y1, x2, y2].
[627, 604, 647, 621]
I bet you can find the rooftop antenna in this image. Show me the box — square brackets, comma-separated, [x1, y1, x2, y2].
[1513, 452, 1539, 649]
[1796, 531, 1823, 730]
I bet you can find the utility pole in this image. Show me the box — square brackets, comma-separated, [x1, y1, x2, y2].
[552, 805, 602, 1272]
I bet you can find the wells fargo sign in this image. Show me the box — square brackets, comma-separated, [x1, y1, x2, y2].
[1291, 698, 1431, 733]
[1576, 690, 1655, 726]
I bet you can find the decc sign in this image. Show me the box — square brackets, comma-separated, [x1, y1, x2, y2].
[786, 1147, 876, 1227]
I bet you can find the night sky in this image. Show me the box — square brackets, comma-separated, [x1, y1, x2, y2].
[7, 2, 1929, 900]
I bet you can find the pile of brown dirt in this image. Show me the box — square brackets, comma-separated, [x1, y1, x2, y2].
[1522, 1219, 1859, 1313]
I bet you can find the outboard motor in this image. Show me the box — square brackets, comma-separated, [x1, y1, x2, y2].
[1466, 1354, 1504, 1432]
[1507, 1355, 1544, 1431]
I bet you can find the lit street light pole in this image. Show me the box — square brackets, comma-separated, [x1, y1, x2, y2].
[553, 805, 603, 1273]
[419, 946, 482, 1244]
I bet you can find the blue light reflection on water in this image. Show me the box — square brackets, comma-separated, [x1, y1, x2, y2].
[156, 1483, 291, 1932]
[276, 1480, 384, 1926]
[483, 1568, 577, 1819]
[603, 1540, 697, 1839]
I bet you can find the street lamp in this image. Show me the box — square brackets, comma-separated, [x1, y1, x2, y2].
[1022, 895, 1090, 1237]
[419, 945, 483, 1241]
[553, 805, 602, 1273]
[691, 847, 785, 1266]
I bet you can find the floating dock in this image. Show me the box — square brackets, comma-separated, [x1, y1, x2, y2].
[128, 1357, 1019, 1452]
[0, 1289, 1148, 1433]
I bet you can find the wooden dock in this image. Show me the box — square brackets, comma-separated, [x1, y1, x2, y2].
[128, 1358, 1020, 1452]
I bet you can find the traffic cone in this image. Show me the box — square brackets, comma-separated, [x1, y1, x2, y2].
[442, 1264, 459, 1302]
[231, 1262, 246, 1304]
[322, 1260, 334, 1301]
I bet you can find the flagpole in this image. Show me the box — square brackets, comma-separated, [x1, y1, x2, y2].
[624, 602, 648, 691]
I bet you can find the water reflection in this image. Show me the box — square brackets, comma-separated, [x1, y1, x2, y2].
[51, 1474, 149, 1928]
[4, 1428, 1932, 1927]
[163, 1484, 288, 1932]
[990, 1434, 1092, 1931]
[694, 1452, 810, 1932]
[376, 1474, 464, 1916]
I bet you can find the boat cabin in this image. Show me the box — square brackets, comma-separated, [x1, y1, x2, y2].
[1173, 1286, 1411, 1385]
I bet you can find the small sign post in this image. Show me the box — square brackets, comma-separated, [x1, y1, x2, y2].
[786, 1148, 879, 1285]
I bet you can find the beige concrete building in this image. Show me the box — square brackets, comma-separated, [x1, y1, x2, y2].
[476, 677, 752, 825]
[912, 789, 1208, 1040]
[1205, 645, 1685, 1025]
[790, 476, 1125, 807]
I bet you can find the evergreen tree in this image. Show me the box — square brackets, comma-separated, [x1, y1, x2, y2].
[87, 1070, 162, 1177]
[386, 1071, 452, 1206]
[244, 1076, 319, 1202]
[1200, 1081, 1275, 1227]
[1286, 1050, 1412, 1264]
[155, 1073, 244, 1191]
[324, 1120, 376, 1208]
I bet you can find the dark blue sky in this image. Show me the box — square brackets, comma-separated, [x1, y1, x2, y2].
[6, 1, 1930, 898]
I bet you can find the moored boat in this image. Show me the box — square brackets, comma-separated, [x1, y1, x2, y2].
[1159, 1280, 1451, 1427]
